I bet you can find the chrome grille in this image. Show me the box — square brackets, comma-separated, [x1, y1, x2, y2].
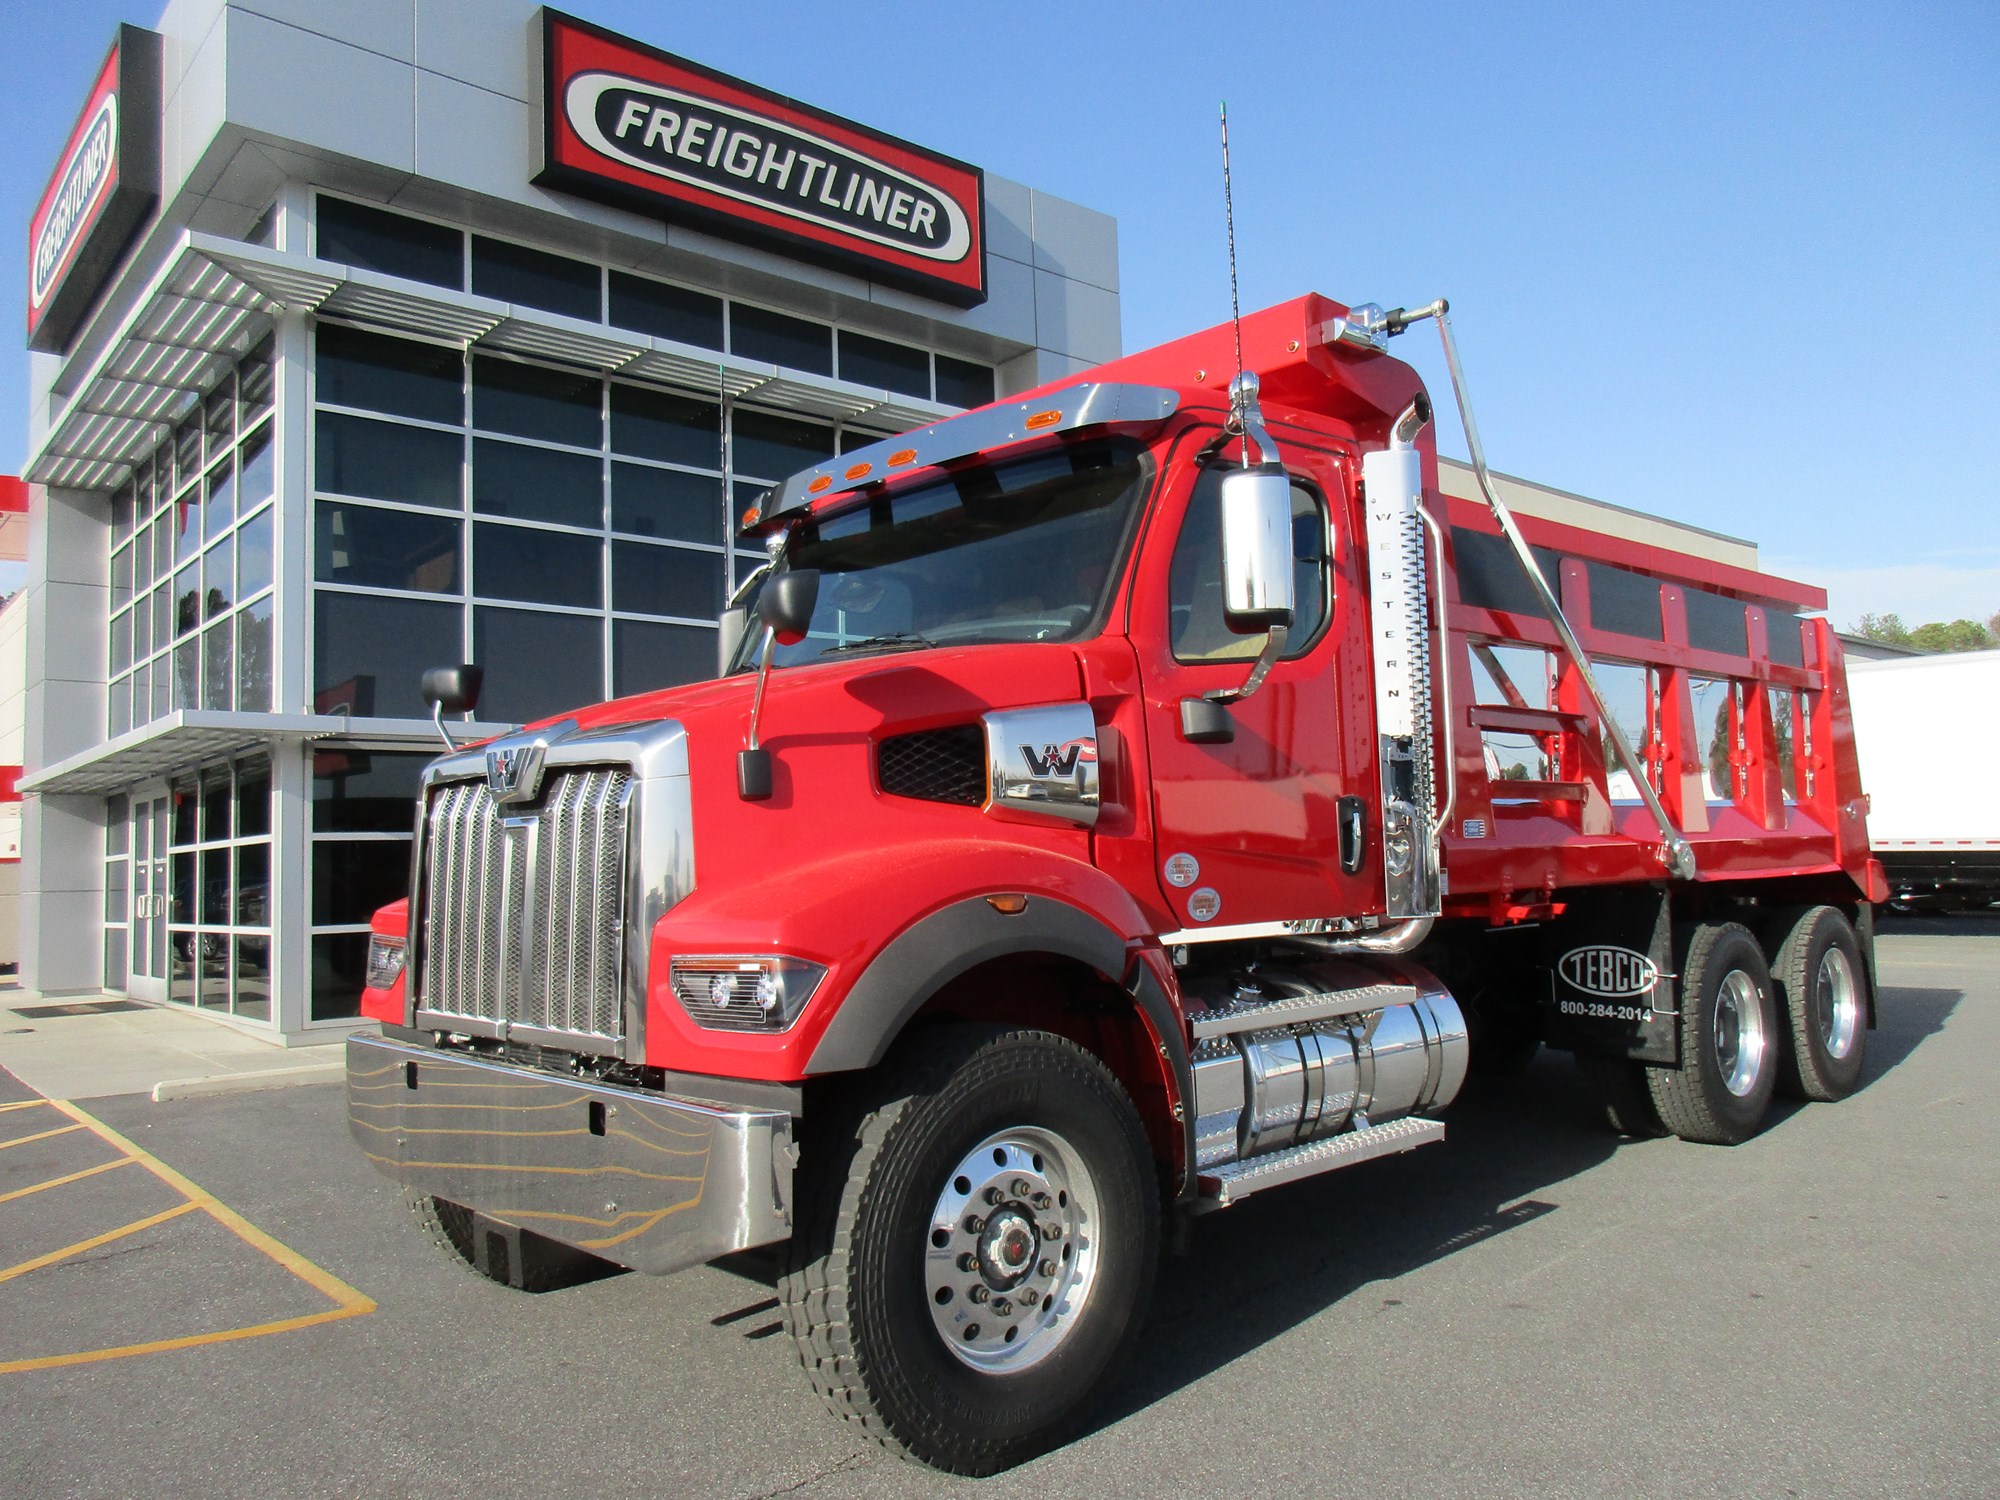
[416, 767, 633, 1046]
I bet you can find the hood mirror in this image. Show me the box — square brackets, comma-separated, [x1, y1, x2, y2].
[421, 663, 485, 752]
[758, 568, 821, 646]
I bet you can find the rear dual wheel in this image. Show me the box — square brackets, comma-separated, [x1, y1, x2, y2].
[1647, 922, 1780, 1145]
[1766, 905, 1869, 1101]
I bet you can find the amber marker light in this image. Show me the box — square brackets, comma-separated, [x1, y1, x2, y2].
[844, 462, 872, 481]
[740, 506, 761, 526]
[888, 448, 918, 467]
[985, 893, 1029, 915]
[808, 476, 833, 494]
[1024, 409, 1062, 430]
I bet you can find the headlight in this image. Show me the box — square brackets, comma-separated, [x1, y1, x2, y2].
[668, 955, 826, 1032]
[365, 935, 406, 992]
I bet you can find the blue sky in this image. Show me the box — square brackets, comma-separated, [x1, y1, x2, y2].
[4, 1, 1995, 626]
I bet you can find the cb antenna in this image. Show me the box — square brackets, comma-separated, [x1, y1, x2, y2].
[1220, 101, 1247, 465]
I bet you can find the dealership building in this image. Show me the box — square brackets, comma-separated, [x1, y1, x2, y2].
[16, 1, 1121, 1039]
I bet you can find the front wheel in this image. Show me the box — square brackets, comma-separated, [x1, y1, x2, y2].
[780, 1026, 1159, 1475]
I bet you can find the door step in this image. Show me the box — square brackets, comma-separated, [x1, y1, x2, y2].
[1194, 1115, 1446, 1211]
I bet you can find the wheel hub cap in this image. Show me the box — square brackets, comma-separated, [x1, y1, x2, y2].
[1818, 947, 1861, 1060]
[1715, 968, 1769, 1097]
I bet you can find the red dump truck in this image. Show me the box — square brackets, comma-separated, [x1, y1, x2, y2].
[348, 293, 1883, 1474]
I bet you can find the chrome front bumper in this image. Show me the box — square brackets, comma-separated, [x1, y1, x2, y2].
[347, 1034, 794, 1277]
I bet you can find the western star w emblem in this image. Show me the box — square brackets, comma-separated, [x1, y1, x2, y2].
[1019, 739, 1097, 778]
[565, 74, 972, 265]
[485, 742, 546, 805]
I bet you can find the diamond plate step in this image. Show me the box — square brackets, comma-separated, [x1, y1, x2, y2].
[1194, 1115, 1446, 1210]
[1188, 980, 1418, 1039]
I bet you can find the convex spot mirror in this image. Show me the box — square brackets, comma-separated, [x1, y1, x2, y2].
[421, 663, 484, 715]
[1219, 466, 1296, 633]
[758, 568, 821, 647]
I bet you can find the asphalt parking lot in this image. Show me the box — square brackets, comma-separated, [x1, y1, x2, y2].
[3, 916, 1995, 1499]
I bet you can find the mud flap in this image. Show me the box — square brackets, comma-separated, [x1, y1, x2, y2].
[1537, 887, 1679, 1065]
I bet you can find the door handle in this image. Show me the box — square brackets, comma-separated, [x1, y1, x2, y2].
[1338, 796, 1367, 875]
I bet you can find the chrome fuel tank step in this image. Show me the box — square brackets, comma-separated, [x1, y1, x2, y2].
[1179, 956, 1467, 1192]
[1195, 1115, 1446, 1210]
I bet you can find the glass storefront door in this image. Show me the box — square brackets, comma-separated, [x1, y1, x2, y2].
[127, 787, 170, 1002]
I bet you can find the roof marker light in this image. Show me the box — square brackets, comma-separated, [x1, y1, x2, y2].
[1024, 409, 1062, 431]
[888, 448, 917, 467]
[808, 476, 833, 494]
[844, 462, 872, 481]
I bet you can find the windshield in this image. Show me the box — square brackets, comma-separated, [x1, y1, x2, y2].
[729, 437, 1151, 670]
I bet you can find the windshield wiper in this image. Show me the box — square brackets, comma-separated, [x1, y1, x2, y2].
[820, 632, 938, 657]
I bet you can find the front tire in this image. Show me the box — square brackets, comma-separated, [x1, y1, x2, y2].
[1766, 905, 1868, 1101]
[1647, 922, 1780, 1145]
[780, 1026, 1159, 1475]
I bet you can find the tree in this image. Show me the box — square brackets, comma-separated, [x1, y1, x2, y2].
[1851, 612, 1996, 654]
[1854, 613, 1911, 645]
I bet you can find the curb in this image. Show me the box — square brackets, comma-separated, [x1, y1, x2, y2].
[151, 1062, 345, 1103]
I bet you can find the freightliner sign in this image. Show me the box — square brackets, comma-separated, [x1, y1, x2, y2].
[534, 9, 987, 307]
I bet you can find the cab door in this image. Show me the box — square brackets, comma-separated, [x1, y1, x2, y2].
[1131, 430, 1383, 934]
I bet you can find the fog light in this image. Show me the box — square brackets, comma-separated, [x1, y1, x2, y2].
[669, 956, 826, 1033]
[365, 934, 406, 992]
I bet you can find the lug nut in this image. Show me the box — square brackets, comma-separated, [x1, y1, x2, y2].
[983, 1186, 1004, 1206]
[956, 1253, 977, 1273]
[991, 1297, 1013, 1317]
[967, 1285, 990, 1304]
[1011, 1178, 1032, 1197]
[1039, 1259, 1057, 1277]
[1041, 1221, 1062, 1240]
[1018, 1287, 1039, 1307]
[963, 1215, 984, 1234]
[1031, 1191, 1053, 1210]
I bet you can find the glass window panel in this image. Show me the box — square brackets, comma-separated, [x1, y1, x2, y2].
[230, 761, 268, 839]
[238, 506, 274, 598]
[152, 664, 171, 720]
[202, 623, 232, 709]
[473, 522, 601, 608]
[131, 663, 150, 727]
[839, 426, 892, 455]
[1690, 676, 1736, 801]
[201, 772, 232, 841]
[171, 781, 198, 846]
[613, 540, 721, 620]
[205, 536, 234, 617]
[316, 411, 463, 509]
[608, 272, 723, 348]
[237, 599, 274, 712]
[155, 506, 175, 576]
[174, 562, 200, 636]
[316, 323, 464, 424]
[173, 491, 202, 564]
[111, 609, 132, 674]
[317, 196, 465, 290]
[470, 236, 601, 321]
[311, 933, 370, 1021]
[730, 304, 832, 375]
[133, 519, 154, 590]
[734, 551, 765, 589]
[112, 542, 133, 608]
[238, 424, 274, 510]
[153, 587, 172, 651]
[174, 638, 199, 709]
[936, 354, 996, 409]
[104, 928, 129, 992]
[312, 838, 412, 926]
[313, 592, 462, 720]
[203, 462, 234, 540]
[614, 618, 715, 698]
[313, 749, 425, 833]
[106, 795, 130, 855]
[471, 356, 602, 448]
[471, 437, 601, 527]
[113, 484, 135, 545]
[1592, 661, 1654, 799]
[837, 331, 930, 399]
[610, 385, 719, 466]
[175, 415, 204, 490]
[473, 607, 604, 725]
[1170, 474, 1327, 662]
[169, 931, 194, 1005]
[236, 841, 270, 927]
[239, 336, 273, 424]
[108, 677, 131, 736]
[612, 462, 721, 544]
[733, 409, 833, 480]
[200, 936, 230, 1009]
[205, 386, 234, 464]
[315, 502, 462, 593]
[132, 595, 152, 663]
[235, 937, 272, 1021]
[1772, 689, 1799, 802]
[199, 846, 232, 928]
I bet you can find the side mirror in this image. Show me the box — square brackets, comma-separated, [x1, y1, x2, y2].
[1218, 467, 1295, 632]
[758, 568, 821, 647]
[421, 664, 484, 715]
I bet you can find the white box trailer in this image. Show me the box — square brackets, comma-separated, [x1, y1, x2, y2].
[1847, 648, 2000, 908]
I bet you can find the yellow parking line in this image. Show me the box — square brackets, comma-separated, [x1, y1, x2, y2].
[46, 1099, 377, 1315]
[0, 1123, 84, 1151]
[0, 1100, 49, 1114]
[0, 1202, 199, 1286]
[0, 1157, 134, 1205]
[0, 1307, 362, 1376]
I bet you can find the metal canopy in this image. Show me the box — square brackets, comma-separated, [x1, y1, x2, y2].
[18, 711, 511, 796]
[28, 231, 953, 493]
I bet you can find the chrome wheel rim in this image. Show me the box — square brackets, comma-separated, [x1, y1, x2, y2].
[1714, 969, 1768, 1097]
[924, 1127, 1101, 1373]
[1817, 947, 1862, 1060]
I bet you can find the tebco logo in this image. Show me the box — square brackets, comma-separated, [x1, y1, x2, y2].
[564, 73, 972, 265]
[1558, 945, 1659, 999]
[30, 96, 117, 311]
